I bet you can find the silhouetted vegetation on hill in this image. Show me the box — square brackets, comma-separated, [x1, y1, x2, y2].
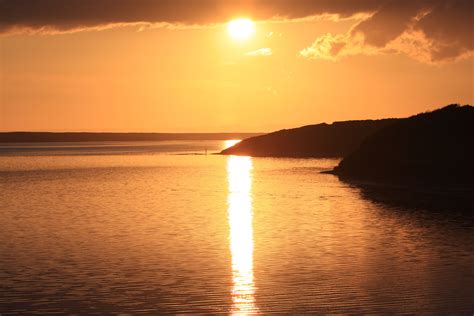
[221, 119, 398, 158]
[332, 104, 474, 187]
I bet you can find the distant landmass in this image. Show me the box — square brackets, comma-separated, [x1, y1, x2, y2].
[221, 119, 398, 157]
[331, 104, 473, 187]
[0, 132, 262, 143]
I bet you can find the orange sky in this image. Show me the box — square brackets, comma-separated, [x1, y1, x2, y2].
[1, 1, 473, 132]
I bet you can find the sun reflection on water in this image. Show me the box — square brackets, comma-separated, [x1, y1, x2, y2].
[227, 156, 258, 315]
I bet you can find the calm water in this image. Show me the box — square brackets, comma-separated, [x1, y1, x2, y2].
[1, 141, 473, 314]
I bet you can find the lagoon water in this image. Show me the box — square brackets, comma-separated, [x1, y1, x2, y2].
[1, 141, 473, 314]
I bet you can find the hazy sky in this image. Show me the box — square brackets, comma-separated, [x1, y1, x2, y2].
[1, 0, 473, 132]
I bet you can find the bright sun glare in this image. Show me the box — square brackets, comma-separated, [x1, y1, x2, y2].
[227, 18, 255, 41]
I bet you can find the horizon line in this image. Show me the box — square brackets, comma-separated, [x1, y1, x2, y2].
[0, 131, 265, 134]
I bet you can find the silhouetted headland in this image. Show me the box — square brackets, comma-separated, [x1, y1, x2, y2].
[331, 104, 473, 188]
[0, 132, 262, 143]
[221, 119, 397, 157]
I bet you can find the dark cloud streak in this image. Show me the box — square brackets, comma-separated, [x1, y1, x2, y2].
[1, 0, 472, 63]
[0, 0, 381, 33]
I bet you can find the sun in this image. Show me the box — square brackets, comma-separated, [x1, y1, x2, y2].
[227, 18, 255, 41]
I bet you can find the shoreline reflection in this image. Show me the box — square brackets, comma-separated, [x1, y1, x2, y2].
[227, 156, 258, 314]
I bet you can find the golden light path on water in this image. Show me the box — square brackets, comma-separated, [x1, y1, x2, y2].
[226, 154, 258, 315]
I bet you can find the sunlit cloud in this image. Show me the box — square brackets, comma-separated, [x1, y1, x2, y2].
[301, 33, 353, 61]
[246, 48, 273, 57]
[300, 0, 473, 64]
[266, 31, 282, 38]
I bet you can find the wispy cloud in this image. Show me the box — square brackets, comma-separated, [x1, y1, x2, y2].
[246, 48, 273, 57]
